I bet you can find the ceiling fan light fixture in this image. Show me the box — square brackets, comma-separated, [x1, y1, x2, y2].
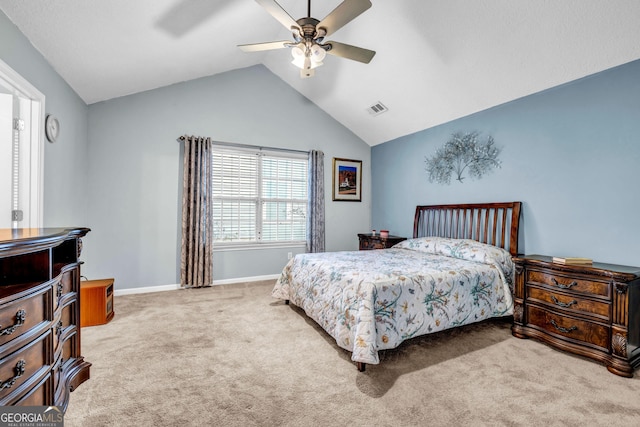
[291, 45, 306, 69]
[291, 57, 305, 69]
[302, 56, 324, 71]
[310, 43, 327, 62]
[291, 44, 324, 71]
[291, 45, 305, 59]
[291, 54, 317, 70]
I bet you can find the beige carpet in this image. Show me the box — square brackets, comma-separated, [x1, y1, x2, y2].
[65, 280, 640, 426]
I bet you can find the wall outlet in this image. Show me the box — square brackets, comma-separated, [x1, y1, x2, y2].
[287, 252, 293, 260]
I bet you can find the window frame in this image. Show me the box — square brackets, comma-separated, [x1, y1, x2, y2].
[211, 144, 308, 250]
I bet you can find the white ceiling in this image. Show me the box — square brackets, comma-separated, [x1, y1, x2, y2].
[2, 0, 640, 146]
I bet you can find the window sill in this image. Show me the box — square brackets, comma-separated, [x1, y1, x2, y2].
[213, 242, 306, 252]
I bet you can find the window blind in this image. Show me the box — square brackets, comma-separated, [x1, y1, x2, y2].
[212, 145, 308, 245]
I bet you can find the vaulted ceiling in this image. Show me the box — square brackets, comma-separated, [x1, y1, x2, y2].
[2, 0, 640, 146]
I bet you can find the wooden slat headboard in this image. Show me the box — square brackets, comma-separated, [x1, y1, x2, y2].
[413, 202, 522, 256]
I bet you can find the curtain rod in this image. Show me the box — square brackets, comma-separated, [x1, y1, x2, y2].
[178, 135, 309, 155]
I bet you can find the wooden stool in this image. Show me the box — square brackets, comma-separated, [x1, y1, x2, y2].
[80, 278, 115, 327]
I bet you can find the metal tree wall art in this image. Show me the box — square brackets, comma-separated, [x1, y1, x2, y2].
[425, 131, 502, 184]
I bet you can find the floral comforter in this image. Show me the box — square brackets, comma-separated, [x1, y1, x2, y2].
[272, 237, 515, 365]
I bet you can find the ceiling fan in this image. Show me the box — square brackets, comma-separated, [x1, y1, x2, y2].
[239, 0, 376, 78]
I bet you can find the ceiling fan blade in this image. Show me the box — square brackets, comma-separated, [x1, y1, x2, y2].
[255, 0, 301, 31]
[326, 41, 375, 64]
[238, 41, 292, 52]
[317, 0, 372, 37]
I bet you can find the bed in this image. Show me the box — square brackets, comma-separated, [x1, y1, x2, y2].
[272, 202, 522, 371]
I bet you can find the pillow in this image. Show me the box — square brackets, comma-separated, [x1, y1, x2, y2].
[394, 237, 514, 287]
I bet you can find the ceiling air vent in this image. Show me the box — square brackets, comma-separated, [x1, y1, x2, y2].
[367, 101, 388, 116]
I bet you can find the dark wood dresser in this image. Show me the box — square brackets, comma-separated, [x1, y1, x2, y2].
[358, 234, 406, 250]
[512, 255, 640, 377]
[0, 228, 90, 408]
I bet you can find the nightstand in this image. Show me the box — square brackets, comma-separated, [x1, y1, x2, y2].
[511, 255, 640, 377]
[358, 234, 406, 250]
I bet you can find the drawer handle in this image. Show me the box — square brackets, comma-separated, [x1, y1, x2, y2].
[551, 295, 577, 308]
[0, 309, 27, 336]
[57, 282, 64, 298]
[56, 320, 63, 338]
[551, 278, 578, 289]
[0, 360, 26, 390]
[550, 319, 577, 333]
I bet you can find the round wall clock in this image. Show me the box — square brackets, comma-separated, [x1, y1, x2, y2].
[45, 114, 60, 143]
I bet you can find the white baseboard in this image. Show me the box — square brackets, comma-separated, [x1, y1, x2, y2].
[113, 274, 280, 296]
[114, 284, 180, 296]
[212, 274, 280, 286]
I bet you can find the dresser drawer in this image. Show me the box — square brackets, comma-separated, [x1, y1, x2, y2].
[0, 285, 50, 350]
[53, 300, 77, 353]
[53, 331, 79, 400]
[12, 373, 51, 406]
[357, 234, 406, 250]
[0, 331, 51, 401]
[527, 270, 610, 298]
[360, 240, 385, 250]
[527, 305, 609, 351]
[527, 286, 610, 321]
[61, 330, 77, 362]
[53, 268, 77, 310]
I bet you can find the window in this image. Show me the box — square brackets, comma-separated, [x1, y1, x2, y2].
[212, 145, 308, 246]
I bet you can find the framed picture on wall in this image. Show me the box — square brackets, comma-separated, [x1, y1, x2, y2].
[332, 157, 362, 202]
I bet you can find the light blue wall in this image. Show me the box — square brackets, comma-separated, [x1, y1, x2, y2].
[0, 10, 89, 227]
[85, 65, 371, 289]
[372, 59, 640, 266]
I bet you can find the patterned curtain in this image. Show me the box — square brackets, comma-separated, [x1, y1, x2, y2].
[307, 150, 325, 253]
[179, 135, 213, 288]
